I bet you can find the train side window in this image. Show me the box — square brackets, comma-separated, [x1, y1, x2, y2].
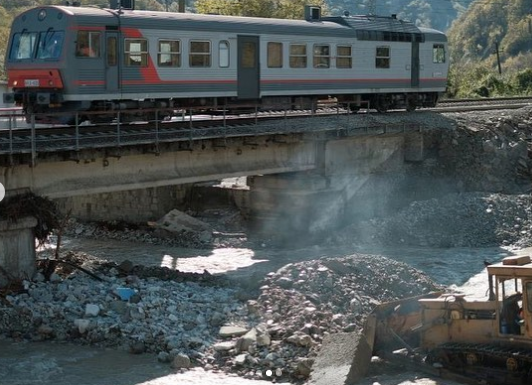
[76, 31, 100, 58]
[125, 38, 148, 67]
[219, 41, 229, 68]
[313, 44, 330, 68]
[433, 44, 446, 63]
[158, 40, 180, 67]
[267, 42, 283, 68]
[375, 46, 390, 69]
[9, 32, 38, 60]
[336, 45, 352, 69]
[289, 44, 307, 68]
[190, 41, 211, 67]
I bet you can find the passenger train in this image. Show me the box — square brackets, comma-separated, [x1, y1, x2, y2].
[3, 2, 449, 124]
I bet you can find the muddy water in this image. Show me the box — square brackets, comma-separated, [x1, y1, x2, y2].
[2, 238, 530, 385]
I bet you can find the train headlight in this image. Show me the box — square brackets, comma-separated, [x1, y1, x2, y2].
[12, 80, 18, 86]
[49, 80, 53, 86]
[38, 9, 47, 21]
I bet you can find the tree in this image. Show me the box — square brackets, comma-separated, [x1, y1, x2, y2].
[195, 0, 326, 19]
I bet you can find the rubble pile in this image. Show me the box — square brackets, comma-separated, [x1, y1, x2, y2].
[0, 253, 440, 382]
[435, 108, 532, 194]
[209, 255, 440, 380]
[62, 214, 247, 250]
[338, 192, 532, 248]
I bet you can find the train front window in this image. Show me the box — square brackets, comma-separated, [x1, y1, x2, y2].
[36, 31, 64, 60]
[433, 44, 446, 63]
[9, 32, 38, 60]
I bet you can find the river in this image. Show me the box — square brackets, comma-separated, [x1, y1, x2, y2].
[2, 237, 530, 385]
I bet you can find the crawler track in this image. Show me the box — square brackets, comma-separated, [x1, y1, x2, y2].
[428, 342, 532, 385]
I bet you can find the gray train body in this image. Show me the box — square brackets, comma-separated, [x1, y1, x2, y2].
[3, 4, 449, 123]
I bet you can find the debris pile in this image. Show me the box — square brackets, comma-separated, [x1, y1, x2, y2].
[0, 253, 440, 382]
[336, 192, 532, 248]
[0, 193, 61, 245]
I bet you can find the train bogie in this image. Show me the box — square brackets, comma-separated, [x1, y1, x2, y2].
[3, 4, 449, 124]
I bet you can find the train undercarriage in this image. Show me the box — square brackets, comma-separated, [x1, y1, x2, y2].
[12, 90, 440, 125]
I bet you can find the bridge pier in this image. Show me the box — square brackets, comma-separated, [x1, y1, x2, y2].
[246, 134, 409, 240]
[0, 217, 37, 287]
[247, 173, 345, 237]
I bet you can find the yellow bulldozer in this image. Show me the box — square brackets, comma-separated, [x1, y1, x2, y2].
[365, 255, 532, 385]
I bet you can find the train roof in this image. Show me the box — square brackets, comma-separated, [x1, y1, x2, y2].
[13, 5, 446, 41]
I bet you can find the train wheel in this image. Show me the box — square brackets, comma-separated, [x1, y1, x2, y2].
[506, 357, 519, 372]
[406, 95, 417, 112]
[465, 353, 478, 366]
[375, 95, 390, 113]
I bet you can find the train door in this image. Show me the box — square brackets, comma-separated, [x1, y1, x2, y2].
[105, 31, 119, 93]
[411, 41, 420, 88]
[237, 35, 260, 99]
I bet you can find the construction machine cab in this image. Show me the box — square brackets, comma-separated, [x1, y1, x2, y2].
[488, 256, 532, 338]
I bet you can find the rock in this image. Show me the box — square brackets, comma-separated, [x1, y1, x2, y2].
[296, 358, 314, 377]
[118, 260, 134, 273]
[33, 272, 45, 282]
[171, 353, 191, 369]
[237, 328, 257, 352]
[219, 325, 249, 338]
[234, 353, 247, 366]
[108, 300, 128, 315]
[129, 341, 146, 354]
[85, 304, 100, 317]
[157, 351, 172, 363]
[74, 319, 91, 334]
[286, 331, 314, 347]
[49, 273, 62, 283]
[149, 209, 212, 234]
[213, 341, 237, 352]
[37, 325, 54, 336]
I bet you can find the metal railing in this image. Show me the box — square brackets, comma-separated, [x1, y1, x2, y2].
[0, 103, 424, 162]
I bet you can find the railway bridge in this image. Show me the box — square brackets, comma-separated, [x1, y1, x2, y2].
[0, 108, 425, 285]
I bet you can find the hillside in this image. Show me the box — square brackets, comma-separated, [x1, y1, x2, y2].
[447, 0, 532, 66]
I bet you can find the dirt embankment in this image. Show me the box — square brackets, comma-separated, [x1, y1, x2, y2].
[330, 107, 532, 250]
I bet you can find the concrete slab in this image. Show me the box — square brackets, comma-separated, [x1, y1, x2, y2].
[309, 331, 372, 385]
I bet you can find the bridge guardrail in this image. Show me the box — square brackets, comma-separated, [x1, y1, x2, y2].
[0, 104, 423, 163]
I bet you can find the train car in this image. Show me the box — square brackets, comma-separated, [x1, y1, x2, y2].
[2, 2, 449, 124]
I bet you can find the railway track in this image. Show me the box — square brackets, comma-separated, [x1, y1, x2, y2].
[0, 96, 530, 158]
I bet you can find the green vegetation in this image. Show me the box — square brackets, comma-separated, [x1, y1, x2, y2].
[445, 0, 532, 98]
[195, 0, 326, 18]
